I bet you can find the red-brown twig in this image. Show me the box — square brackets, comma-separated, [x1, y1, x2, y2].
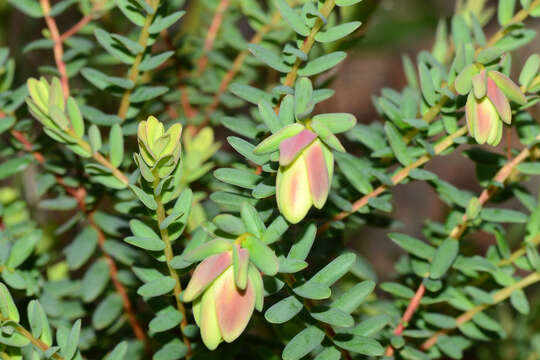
[195, 0, 230, 76]
[8, 125, 148, 346]
[39, 0, 69, 97]
[60, 0, 105, 42]
[384, 141, 533, 355]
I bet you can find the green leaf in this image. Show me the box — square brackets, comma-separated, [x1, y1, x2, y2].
[130, 86, 168, 103]
[275, 0, 310, 36]
[308, 253, 356, 286]
[385, 122, 412, 166]
[315, 21, 362, 43]
[228, 136, 270, 165]
[510, 289, 530, 314]
[148, 11, 186, 34]
[294, 282, 331, 300]
[248, 44, 291, 73]
[333, 336, 385, 356]
[149, 306, 183, 334]
[243, 235, 279, 275]
[81, 259, 110, 302]
[66, 97, 84, 137]
[264, 295, 303, 324]
[125, 236, 165, 251]
[92, 294, 123, 330]
[7, 232, 39, 269]
[241, 202, 265, 238]
[89, 124, 102, 153]
[380, 282, 415, 298]
[335, 152, 373, 194]
[314, 347, 341, 360]
[476, 47, 503, 64]
[254, 123, 304, 154]
[153, 339, 187, 360]
[298, 52, 347, 77]
[311, 307, 354, 327]
[258, 99, 281, 133]
[139, 51, 175, 72]
[418, 61, 437, 105]
[229, 83, 272, 105]
[129, 185, 157, 210]
[109, 124, 124, 168]
[430, 238, 459, 279]
[214, 214, 246, 235]
[94, 29, 134, 64]
[424, 312, 456, 329]
[104, 342, 128, 360]
[61, 319, 81, 360]
[389, 233, 435, 260]
[498, 0, 516, 25]
[480, 208, 528, 223]
[335, 0, 363, 5]
[221, 116, 258, 139]
[261, 215, 289, 244]
[311, 113, 356, 133]
[214, 168, 261, 189]
[28, 301, 52, 346]
[0, 283, 19, 322]
[137, 276, 176, 298]
[331, 280, 375, 314]
[519, 54, 540, 88]
[64, 227, 98, 270]
[0, 155, 33, 180]
[38, 196, 78, 211]
[8, 0, 43, 17]
[282, 326, 325, 360]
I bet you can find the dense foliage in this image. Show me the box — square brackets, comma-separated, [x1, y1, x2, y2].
[1, 0, 540, 359]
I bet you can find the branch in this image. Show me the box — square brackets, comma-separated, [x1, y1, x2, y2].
[59, 0, 106, 42]
[117, 0, 160, 120]
[39, 0, 69, 97]
[197, 10, 284, 129]
[7, 124, 146, 346]
[421, 271, 540, 350]
[318, 125, 468, 234]
[195, 0, 230, 76]
[152, 175, 191, 357]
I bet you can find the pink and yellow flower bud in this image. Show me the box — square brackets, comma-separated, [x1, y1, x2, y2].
[183, 248, 263, 350]
[276, 129, 333, 224]
[465, 70, 526, 146]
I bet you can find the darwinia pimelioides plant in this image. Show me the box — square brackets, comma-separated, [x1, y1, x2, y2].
[2, 0, 540, 359]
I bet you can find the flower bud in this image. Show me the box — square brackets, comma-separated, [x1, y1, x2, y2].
[137, 116, 182, 178]
[465, 70, 525, 146]
[276, 129, 333, 224]
[183, 248, 263, 350]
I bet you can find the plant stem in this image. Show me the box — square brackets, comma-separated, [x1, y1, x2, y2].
[39, 0, 69, 97]
[197, 9, 284, 129]
[280, 0, 336, 91]
[487, 0, 540, 47]
[318, 124, 468, 234]
[0, 315, 64, 360]
[195, 0, 230, 75]
[117, 1, 160, 121]
[60, 0, 106, 42]
[421, 271, 540, 350]
[8, 124, 146, 346]
[152, 175, 191, 357]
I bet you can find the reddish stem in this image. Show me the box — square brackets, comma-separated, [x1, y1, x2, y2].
[196, 0, 230, 75]
[40, 0, 70, 97]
